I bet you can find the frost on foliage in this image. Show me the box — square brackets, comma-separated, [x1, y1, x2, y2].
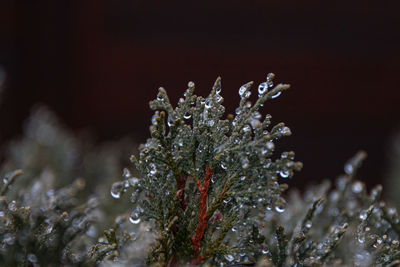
[259, 151, 400, 267]
[110, 74, 302, 266]
[0, 169, 98, 265]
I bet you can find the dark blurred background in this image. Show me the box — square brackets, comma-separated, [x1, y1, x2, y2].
[0, 0, 399, 188]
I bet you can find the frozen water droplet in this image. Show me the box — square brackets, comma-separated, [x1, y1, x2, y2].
[258, 82, 268, 96]
[207, 119, 215, 127]
[305, 220, 312, 229]
[244, 91, 251, 98]
[344, 164, 353, 174]
[240, 176, 246, 181]
[279, 170, 290, 178]
[238, 86, 247, 97]
[129, 208, 141, 224]
[262, 249, 269, 255]
[352, 181, 363, 193]
[231, 226, 237, 232]
[123, 168, 131, 178]
[188, 81, 195, 88]
[225, 254, 234, 262]
[8, 200, 17, 212]
[111, 182, 124, 199]
[357, 235, 365, 244]
[184, 112, 191, 119]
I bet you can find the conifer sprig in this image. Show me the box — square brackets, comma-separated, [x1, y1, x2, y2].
[121, 74, 302, 265]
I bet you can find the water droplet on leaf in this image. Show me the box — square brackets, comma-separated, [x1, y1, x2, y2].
[129, 208, 141, 224]
[225, 254, 234, 262]
[279, 170, 290, 178]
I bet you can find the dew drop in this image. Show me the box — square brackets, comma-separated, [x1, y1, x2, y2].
[262, 249, 269, 255]
[240, 176, 246, 181]
[266, 142, 275, 150]
[225, 254, 234, 262]
[4, 233, 14, 245]
[305, 220, 312, 229]
[344, 164, 353, 175]
[27, 253, 38, 263]
[216, 85, 221, 94]
[258, 82, 268, 96]
[359, 210, 368, 221]
[129, 208, 141, 224]
[184, 112, 191, 119]
[8, 200, 17, 212]
[275, 198, 286, 213]
[167, 116, 174, 127]
[149, 163, 157, 175]
[110, 182, 123, 199]
[238, 86, 247, 97]
[275, 206, 285, 213]
[205, 98, 212, 109]
[207, 119, 215, 127]
[241, 157, 249, 169]
[242, 125, 251, 133]
[352, 181, 363, 193]
[271, 91, 282, 99]
[123, 168, 131, 178]
[131, 192, 138, 203]
[280, 126, 291, 136]
[221, 163, 227, 170]
[279, 170, 290, 178]
[188, 81, 195, 88]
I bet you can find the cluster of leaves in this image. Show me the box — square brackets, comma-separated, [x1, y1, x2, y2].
[0, 107, 135, 265]
[0, 169, 96, 265]
[101, 74, 303, 266]
[257, 151, 400, 266]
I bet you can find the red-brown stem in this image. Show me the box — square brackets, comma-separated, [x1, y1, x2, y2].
[176, 176, 187, 210]
[191, 167, 213, 260]
[220, 188, 226, 199]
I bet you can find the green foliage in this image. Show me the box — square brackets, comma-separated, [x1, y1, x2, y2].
[1, 75, 399, 267]
[110, 74, 302, 265]
[0, 169, 96, 265]
[259, 151, 400, 266]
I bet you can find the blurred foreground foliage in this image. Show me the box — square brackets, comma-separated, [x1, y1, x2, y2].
[1, 77, 400, 266]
